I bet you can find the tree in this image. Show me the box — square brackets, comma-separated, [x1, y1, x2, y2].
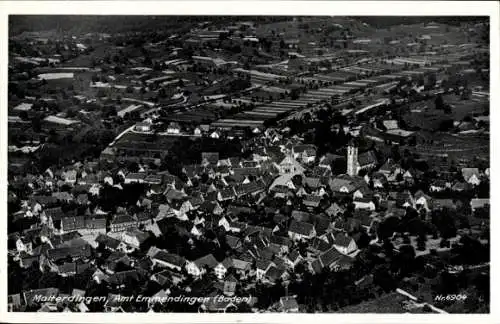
[435, 94, 445, 110]
[432, 208, 457, 239]
[417, 233, 427, 251]
[373, 264, 396, 292]
[114, 65, 123, 74]
[395, 244, 416, 276]
[19, 111, 28, 121]
[383, 239, 395, 257]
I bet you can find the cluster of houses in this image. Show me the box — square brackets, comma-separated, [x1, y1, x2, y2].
[7, 120, 490, 313]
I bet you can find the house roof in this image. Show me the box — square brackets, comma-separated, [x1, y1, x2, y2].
[218, 187, 236, 199]
[229, 221, 247, 231]
[255, 259, 273, 271]
[311, 258, 323, 274]
[231, 257, 251, 270]
[279, 156, 305, 171]
[225, 235, 242, 249]
[319, 246, 343, 268]
[203, 201, 225, 214]
[219, 258, 233, 269]
[84, 215, 106, 229]
[52, 191, 74, 201]
[414, 190, 432, 202]
[47, 245, 92, 261]
[287, 249, 302, 263]
[201, 152, 220, 165]
[353, 210, 373, 227]
[265, 266, 286, 281]
[470, 198, 489, 210]
[152, 250, 186, 267]
[288, 220, 314, 236]
[291, 210, 312, 222]
[329, 177, 358, 193]
[319, 153, 344, 165]
[311, 214, 331, 235]
[461, 168, 480, 181]
[125, 172, 146, 180]
[452, 181, 472, 191]
[61, 216, 85, 231]
[358, 150, 378, 167]
[95, 234, 121, 250]
[309, 237, 333, 252]
[111, 214, 136, 225]
[165, 188, 187, 201]
[303, 194, 322, 206]
[233, 167, 260, 177]
[31, 195, 58, 206]
[354, 197, 374, 204]
[280, 296, 299, 311]
[304, 177, 322, 189]
[44, 207, 65, 221]
[108, 269, 148, 285]
[270, 235, 292, 248]
[325, 202, 345, 217]
[293, 144, 316, 153]
[379, 158, 400, 173]
[124, 228, 151, 244]
[234, 181, 266, 196]
[193, 254, 218, 269]
[334, 233, 354, 248]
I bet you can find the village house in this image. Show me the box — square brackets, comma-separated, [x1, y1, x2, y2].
[430, 179, 449, 192]
[470, 198, 489, 213]
[185, 254, 218, 278]
[333, 233, 358, 255]
[201, 152, 220, 166]
[318, 153, 344, 170]
[150, 249, 186, 272]
[371, 172, 388, 189]
[231, 256, 252, 278]
[120, 228, 151, 250]
[302, 194, 323, 210]
[166, 122, 181, 134]
[353, 197, 376, 211]
[62, 169, 78, 185]
[279, 296, 300, 312]
[214, 258, 233, 280]
[276, 155, 305, 174]
[288, 220, 316, 241]
[461, 168, 481, 185]
[124, 172, 146, 184]
[134, 122, 152, 133]
[414, 190, 433, 211]
[255, 259, 275, 281]
[263, 265, 289, 284]
[95, 234, 121, 251]
[110, 214, 138, 233]
[292, 144, 317, 164]
[329, 175, 360, 196]
[311, 246, 344, 273]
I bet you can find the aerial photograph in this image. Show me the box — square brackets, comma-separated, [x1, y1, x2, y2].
[6, 15, 490, 314]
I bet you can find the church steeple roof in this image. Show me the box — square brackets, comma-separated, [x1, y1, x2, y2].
[348, 137, 359, 147]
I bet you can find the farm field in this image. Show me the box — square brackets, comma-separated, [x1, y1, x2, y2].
[404, 95, 488, 131]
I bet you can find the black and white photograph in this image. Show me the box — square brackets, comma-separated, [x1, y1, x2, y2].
[1, 1, 498, 322]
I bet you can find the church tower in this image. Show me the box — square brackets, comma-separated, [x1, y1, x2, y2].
[346, 139, 358, 176]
